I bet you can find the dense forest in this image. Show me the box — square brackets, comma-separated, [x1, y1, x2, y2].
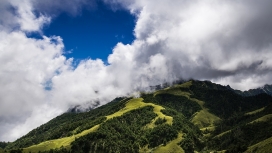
[1, 80, 272, 153]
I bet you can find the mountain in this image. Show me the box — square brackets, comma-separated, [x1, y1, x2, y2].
[1, 80, 272, 153]
[234, 84, 272, 97]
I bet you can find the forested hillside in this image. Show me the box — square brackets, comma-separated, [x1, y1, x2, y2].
[1, 80, 272, 153]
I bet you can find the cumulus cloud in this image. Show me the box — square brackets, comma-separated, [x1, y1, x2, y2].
[106, 0, 272, 89]
[0, 0, 91, 141]
[0, 0, 50, 32]
[1, 0, 272, 141]
[0, 31, 66, 140]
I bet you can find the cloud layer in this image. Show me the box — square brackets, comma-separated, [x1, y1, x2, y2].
[1, 0, 272, 141]
[108, 0, 272, 89]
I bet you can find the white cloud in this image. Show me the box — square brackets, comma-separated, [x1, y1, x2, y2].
[106, 0, 272, 88]
[1, 0, 272, 142]
[0, 30, 67, 141]
[12, 0, 50, 32]
[0, 0, 97, 141]
[1, 104, 62, 141]
[0, 0, 50, 32]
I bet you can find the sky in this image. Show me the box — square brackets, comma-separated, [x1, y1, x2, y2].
[42, 1, 135, 61]
[1, 0, 272, 141]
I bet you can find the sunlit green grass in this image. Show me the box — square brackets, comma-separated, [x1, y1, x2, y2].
[245, 107, 265, 116]
[145, 103, 173, 128]
[200, 126, 215, 132]
[23, 125, 100, 153]
[213, 114, 272, 139]
[213, 130, 231, 138]
[155, 87, 191, 98]
[139, 133, 184, 153]
[249, 114, 272, 124]
[154, 81, 220, 129]
[153, 133, 184, 153]
[23, 138, 72, 153]
[191, 109, 220, 129]
[154, 81, 192, 97]
[188, 96, 220, 129]
[106, 98, 147, 120]
[246, 136, 272, 153]
[107, 98, 173, 128]
[23, 98, 172, 152]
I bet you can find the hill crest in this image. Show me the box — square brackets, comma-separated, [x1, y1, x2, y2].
[2, 80, 272, 153]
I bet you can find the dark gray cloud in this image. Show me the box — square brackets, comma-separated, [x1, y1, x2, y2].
[0, 1, 19, 31]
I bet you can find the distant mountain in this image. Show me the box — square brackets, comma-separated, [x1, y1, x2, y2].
[234, 84, 272, 97]
[2, 80, 272, 153]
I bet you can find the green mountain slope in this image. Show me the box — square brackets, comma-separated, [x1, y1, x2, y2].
[2, 80, 272, 153]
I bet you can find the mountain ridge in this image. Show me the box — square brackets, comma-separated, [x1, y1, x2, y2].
[1, 80, 272, 153]
[234, 84, 272, 97]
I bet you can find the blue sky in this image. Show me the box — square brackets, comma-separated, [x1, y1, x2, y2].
[44, 1, 135, 62]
